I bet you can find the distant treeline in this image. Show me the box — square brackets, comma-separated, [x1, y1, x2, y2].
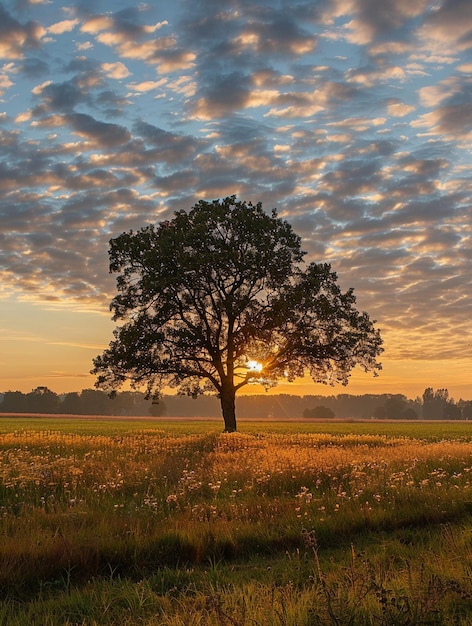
[0, 386, 471, 420]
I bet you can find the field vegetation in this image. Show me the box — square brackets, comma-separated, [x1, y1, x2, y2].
[1, 417, 472, 624]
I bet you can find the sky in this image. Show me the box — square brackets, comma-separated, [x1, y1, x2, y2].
[0, 0, 471, 402]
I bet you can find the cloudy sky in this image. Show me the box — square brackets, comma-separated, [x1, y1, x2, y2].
[0, 0, 471, 401]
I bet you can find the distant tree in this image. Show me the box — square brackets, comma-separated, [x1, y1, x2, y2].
[444, 402, 461, 420]
[422, 388, 458, 420]
[459, 401, 472, 420]
[26, 387, 59, 414]
[310, 405, 335, 419]
[80, 389, 111, 415]
[372, 395, 418, 420]
[373, 405, 387, 419]
[401, 407, 418, 420]
[93, 197, 383, 432]
[0, 391, 27, 413]
[383, 395, 407, 419]
[422, 388, 439, 419]
[149, 399, 167, 417]
[110, 391, 136, 415]
[61, 392, 83, 414]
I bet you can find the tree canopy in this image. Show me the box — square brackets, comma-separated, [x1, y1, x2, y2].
[92, 197, 383, 431]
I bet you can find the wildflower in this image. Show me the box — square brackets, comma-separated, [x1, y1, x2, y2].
[295, 486, 313, 503]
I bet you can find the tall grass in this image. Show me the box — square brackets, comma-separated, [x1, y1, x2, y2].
[1, 419, 472, 623]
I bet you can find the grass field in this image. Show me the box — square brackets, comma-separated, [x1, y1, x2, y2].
[1, 416, 472, 624]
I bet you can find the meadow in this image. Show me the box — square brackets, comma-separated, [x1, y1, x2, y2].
[1, 417, 472, 625]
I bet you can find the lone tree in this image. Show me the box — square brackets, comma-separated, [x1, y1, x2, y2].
[93, 197, 382, 432]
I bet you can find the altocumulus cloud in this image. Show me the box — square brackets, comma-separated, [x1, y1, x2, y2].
[0, 0, 471, 364]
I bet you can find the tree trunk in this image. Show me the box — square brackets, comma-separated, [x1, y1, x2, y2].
[220, 383, 237, 432]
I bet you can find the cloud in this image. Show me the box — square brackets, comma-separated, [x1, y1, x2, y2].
[0, 0, 471, 370]
[0, 69, 13, 96]
[192, 72, 254, 119]
[79, 9, 184, 73]
[418, 0, 472, 53]
[33, 79, 90, 112]
[232, 13, 317, 57]
[386, 100, 415, 117]
[48, 18, 79, 35]
[0, 3, 45, 59]
[101, 61, 130, 80]
[127, 79, 167, 93]
[80, 8, 167, 38]
[413, 79, 472, 139]
[133, 121, 202, 164]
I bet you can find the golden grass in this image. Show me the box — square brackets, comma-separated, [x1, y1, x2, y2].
[2, 423, 472, 623]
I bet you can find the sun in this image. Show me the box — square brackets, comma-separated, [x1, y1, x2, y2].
[246, 360, 263, 373]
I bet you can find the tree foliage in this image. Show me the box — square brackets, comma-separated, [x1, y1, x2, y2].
[92, 197, 383, 431]
[422, 387, 461, 420]
[303, 405, 336, 419]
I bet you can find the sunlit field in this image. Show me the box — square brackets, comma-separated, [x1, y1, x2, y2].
[2, 417, 472, 625]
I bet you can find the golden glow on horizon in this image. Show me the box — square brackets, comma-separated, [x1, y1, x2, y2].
[1, 349, 471, 400]
[1, 300, 471, 401]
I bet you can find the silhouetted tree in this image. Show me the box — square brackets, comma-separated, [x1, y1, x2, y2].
[80, 389, 111, 415]
[383, 395, 407, 419]
[401, 407, 418, 420]
[110, 391, 135, 415]
[0, 391, 27, 413]
[459, 401, 472, 420]
[93, 197, 383, 432]
[149, 399, 167, 417]
[422, 388, 456, 420]
[303, 405, 335, 419]
[444, 402, 461, 420]
[61, 392, 83, 414]
[26, 387, 59, 414]
[373, 405, 387, 419]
